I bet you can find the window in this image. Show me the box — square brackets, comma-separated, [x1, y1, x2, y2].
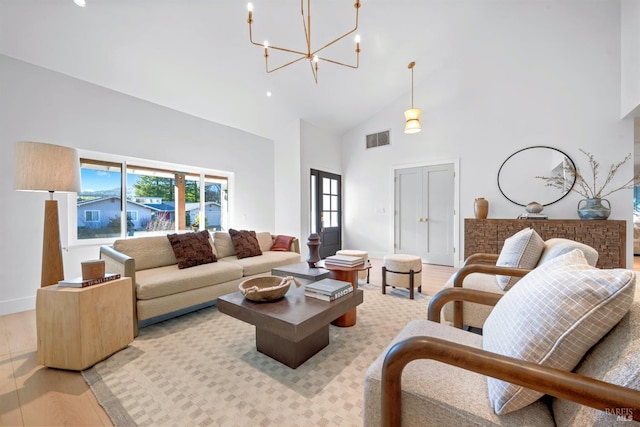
[73, 152, 230, 244]
[85, 210, 100, 222]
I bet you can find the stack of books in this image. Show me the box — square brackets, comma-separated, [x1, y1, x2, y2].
[305, 278, 353, 302]
[517, 213, 548, 220]
[58, 273, 121, 288]
[324, 254, 364, 267]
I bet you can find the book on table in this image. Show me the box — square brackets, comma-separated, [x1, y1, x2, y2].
[58, 273, 121, 288]
[324, 254, 364, 267]
[305, 285, 353, 302]
[305, 278, 352, 296]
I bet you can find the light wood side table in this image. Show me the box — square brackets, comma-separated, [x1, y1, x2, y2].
[36, 277, 134, 370]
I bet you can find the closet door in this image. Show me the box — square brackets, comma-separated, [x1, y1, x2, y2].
[394, 163, 454, 266]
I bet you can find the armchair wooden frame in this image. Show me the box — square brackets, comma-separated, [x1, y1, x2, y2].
[451, 253, 532, 328]
[380, 288, 640, 426]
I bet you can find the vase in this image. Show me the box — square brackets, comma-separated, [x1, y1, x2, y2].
[525, 201, 543, 214]
[474, 198, 488, 219]
[306, 233, 321, 267]
[577, 198, 611, 220]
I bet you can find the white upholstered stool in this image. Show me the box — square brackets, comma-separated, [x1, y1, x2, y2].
[382, 254, 422, 299]
[336, 249, 370, 283]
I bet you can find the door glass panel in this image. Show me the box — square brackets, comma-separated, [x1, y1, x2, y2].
[323, 195, 331, 209]
[331, 195, 338, 210]
[331, 179, 338, 195]
[323, 178, 331, 191]
[330, 212, 338, 227]
[322, 211, 330, 227]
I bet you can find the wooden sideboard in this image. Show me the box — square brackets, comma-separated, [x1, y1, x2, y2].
[464, 218, 626, 268]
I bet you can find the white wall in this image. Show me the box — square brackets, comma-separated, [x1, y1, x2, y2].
[0, 55, 276, 315]
[342, 1, 635, 266]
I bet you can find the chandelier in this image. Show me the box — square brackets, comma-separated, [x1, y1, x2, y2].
[246, 1, 361, 84]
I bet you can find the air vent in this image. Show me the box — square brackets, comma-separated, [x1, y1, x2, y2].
[366, 130, 390, 149]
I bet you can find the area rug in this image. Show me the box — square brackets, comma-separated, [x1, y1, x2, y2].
[83, 283, 430, 426]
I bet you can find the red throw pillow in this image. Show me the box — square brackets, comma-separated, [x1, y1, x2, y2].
[167, 230, 217, 269]
[270, 235, 295, 252]
[229, 229, 263, 259]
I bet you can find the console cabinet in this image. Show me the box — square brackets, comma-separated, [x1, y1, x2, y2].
[464, 218, 626, 268]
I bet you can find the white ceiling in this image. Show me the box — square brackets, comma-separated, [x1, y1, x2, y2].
[0, 1, 543, 139]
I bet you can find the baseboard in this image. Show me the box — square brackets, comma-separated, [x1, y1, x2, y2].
[0, 295, 36, 316]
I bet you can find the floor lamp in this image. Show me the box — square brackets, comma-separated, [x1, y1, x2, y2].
[14, 141, 81, 287]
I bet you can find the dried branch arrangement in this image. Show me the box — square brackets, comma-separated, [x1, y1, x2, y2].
[537, 149, 640, 199]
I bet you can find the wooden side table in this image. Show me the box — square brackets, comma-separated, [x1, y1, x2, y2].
[36, 277, 134, 370]
[315, 260, 371, 327]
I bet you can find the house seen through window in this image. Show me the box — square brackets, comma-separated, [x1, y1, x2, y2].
[76, 157, 228, 241]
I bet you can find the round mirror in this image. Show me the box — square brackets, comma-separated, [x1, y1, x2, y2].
[497, 146, 576, 207]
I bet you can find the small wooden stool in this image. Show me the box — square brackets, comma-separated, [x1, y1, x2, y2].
[382, 254, 422, 299]
[336, 249, 370, 283]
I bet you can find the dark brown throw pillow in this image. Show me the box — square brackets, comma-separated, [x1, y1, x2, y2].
[229, 229, 262, 259]
[270, 235, 295, 252]
[167, 230, 217, 269]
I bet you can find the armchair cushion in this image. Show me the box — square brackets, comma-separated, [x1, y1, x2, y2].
[538, 238, 598, 267]
[483, 249, 636, 415]
[495, 228, 545, 290]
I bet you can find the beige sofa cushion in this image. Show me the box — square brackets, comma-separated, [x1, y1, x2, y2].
[483, 249, 636, 415]
[135, 261, 243, 300]
[113, 235, 177, 271]
[213, 231, 236, 258]
[363, 319, 554, 426]
[220, 251, 301, 276]
[255, 232, 274, 252]
[495, 227, 544, 290]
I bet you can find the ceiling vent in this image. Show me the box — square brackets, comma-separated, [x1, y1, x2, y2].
[366, 130, 390, 149]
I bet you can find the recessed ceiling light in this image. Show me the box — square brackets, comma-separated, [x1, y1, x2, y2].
[73, 0, 86, 7]
[266, 92, 272, 97]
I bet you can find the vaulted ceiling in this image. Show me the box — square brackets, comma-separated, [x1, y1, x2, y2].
[0, 1, 570, 139]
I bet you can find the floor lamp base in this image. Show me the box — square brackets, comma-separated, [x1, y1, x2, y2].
[42, 199, 64, 287]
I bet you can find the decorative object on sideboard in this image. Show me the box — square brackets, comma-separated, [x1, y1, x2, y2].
[536, 149, 640, 220]
[474, 197, 489, 219]
[245, 1, 361, 84]
[14, 141, 81, 286]
[525, 201, 543, 214]
[498, 146, 576, 207]
[577, 198, 611, 220]
[306, 233, 322, 267]
[404, 61, 421, 134]
[518, 201, 548, 219]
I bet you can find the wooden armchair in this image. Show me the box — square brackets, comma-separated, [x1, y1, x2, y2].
[364, 260, 640, 427]
[379, 288, 640, 426]
[442, 238, 599, 329]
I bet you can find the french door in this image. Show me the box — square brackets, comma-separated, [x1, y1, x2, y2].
[394, 163, 455, 266]
[311, 169, 342, 258]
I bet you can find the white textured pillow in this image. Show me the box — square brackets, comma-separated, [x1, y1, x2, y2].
[483, 249, 636, 415]
[495, 228, 545, 290]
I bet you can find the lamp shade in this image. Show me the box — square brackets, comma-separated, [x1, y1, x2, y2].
[404, 108, 422, 134]
[14, 141, 81, 193]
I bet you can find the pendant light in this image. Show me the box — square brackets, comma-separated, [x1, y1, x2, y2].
[404, 61, 421, 134]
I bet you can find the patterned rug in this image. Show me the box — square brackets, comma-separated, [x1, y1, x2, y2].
[83, 283, 430, 426]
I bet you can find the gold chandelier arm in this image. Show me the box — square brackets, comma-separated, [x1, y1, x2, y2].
[266, 55, 308, 74]
[309, 57, 318, 84]
[302, 0, 311, 57]
[318, 55, 359, 70]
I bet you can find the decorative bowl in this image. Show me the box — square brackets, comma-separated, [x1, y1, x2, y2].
[239, 276, 291, 302]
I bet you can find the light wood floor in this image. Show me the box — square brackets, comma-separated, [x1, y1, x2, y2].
[1, 257, 636, 426]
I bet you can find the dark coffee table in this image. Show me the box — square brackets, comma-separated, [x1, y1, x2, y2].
[271, 262, 330, 282]
[217, 281, 363, 368]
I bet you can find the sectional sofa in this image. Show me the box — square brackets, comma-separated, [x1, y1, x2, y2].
[100, 230, 300, 335]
